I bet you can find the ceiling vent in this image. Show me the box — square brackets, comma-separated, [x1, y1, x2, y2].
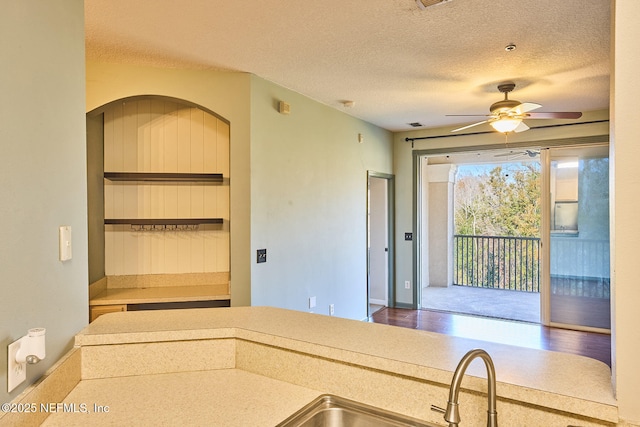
[416, 0, 451, 10]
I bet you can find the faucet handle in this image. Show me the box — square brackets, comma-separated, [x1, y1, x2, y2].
[430, 405, 445, 414]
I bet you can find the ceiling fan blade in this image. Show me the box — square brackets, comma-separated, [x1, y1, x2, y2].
[525, 111, 583, 119]
[451, 120, 488, 132]
[514, 122, 530, 133]
[445, 114, 490, 117]
[512, 103, 542, 114]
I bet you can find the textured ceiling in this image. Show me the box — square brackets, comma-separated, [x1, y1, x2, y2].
[85, 0, 610, 132]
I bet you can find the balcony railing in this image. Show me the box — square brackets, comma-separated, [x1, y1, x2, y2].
[454, 235, 540, 292]
[454, 235, 610, 297]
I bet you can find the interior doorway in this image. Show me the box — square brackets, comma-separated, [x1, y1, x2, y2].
[367, 172, 394, 316]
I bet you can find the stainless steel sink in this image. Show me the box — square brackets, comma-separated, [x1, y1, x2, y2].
[276, 394, 440, 427]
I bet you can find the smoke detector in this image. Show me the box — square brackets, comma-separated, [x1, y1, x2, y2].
[416, 0, 451, 10]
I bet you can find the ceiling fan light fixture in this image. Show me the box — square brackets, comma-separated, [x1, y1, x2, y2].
[490, 118, 522, 133]
[448, 83, 582, 134]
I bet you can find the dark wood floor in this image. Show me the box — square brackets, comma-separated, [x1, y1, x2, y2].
[369, 307, 612, 367]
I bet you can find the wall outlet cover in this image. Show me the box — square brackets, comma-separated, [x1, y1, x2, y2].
[404, 232, 413, 241]
[257, 249, 267, 263]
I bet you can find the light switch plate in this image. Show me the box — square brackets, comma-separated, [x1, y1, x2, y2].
[59, 226, 72, 261]
[8, 339, 26, 393]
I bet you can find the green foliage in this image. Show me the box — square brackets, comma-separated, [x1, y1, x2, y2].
[453, 161, 541, 290]
[455, 162, 541, 237]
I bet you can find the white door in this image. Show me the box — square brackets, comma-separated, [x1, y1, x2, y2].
[368, 176, 389, 310]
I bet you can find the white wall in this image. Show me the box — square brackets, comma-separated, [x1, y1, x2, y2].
[611, 0, 640, 422]
[0, 0, 87, 403]
[249, 76, 393, 320]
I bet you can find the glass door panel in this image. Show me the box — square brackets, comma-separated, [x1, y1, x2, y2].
[548, 146, 610, 329]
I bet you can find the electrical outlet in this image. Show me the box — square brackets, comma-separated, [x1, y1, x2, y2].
[257, 249, 267, 263]
[8, 339, 26, 393]
[404, 280, 411, 289]
[329, 304, 335, 316]
[309, 296, 316, 309]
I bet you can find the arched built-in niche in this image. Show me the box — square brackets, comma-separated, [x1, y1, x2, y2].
[87, 95, 230, 321]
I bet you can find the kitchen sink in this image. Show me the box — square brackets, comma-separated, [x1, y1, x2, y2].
[276, 394, 440, 427]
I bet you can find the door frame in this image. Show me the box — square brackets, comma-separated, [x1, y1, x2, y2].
[367, 171, 395, 316]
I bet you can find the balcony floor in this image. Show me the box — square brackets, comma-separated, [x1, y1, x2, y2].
[423, 285, 541, 323]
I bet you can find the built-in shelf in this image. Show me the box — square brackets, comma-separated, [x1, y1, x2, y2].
[104, 172, 224, 182]
[104, 218, 223, 226]
[104, 173, 225, 231]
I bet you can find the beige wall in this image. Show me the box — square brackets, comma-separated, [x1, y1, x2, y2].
[1, 0, 87, 403]
[425, 165, 456, 288]
[611, 0, 640, 423]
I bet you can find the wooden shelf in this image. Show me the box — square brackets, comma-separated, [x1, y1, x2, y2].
[104, 218, 223, 226]
[104, 172, 223, 182]
[90, 284, 230, 306]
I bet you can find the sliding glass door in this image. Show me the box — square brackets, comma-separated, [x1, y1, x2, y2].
[546, 145, 610, 330]
[415, 143, 610, 331]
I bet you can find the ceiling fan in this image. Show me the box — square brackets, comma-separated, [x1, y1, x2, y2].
[449, 83, 582, 134]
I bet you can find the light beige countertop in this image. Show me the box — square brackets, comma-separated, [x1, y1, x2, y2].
[41, 369, 320, 427]
[74, 306, 617, 422]
[89, 285, 230, 306]
[4, 306, 618, 426]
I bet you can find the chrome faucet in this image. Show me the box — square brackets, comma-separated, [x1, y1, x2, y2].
[443, 348, 498, 427]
